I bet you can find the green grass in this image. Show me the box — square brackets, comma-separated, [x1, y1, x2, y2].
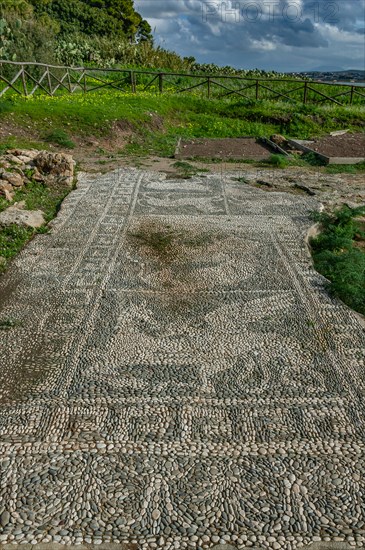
[0, 138, 47, 156]
[172, 161, 209, 178]
[0, 224, 35, 273]
[301, 152, 327, 166]
[0, 197, 9, 214]
[324, 161, 365, 174]
[301, 153, 365, 173]
[1, 91, 364, 158]
[12, 181, 69, 222]
[173, 161, 197, 170]
[0, 179, 71, 273]
[123, 133, 177, 158]
[310, 206, 365, 315]
[265, 154, 290, 169]
[44, 129, 76, 149]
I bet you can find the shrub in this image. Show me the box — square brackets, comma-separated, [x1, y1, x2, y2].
[311, 206, 365, 315]
[267, 154, 289, 168]
[0, 1, 58, 64]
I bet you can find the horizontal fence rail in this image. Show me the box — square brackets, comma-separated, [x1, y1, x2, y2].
[1, 60, 365, 106]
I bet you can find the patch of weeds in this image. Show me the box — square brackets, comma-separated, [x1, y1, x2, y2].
[185, 156, 223, 164]
[0, 224, 34, 266]
[23, 168, 35, 179]
[233, 176, 249, 184]
[260, 153, 309, 169]
[302, 152, 327, 167]
[266, 154, 290, 169]
[0, 137, 47, 154]
[37, 225, 50, 234]
[128, 221, 217, 263]
[172, 161, 209, 178]
[0, 318, 23, 330]
[240, 158, 260, 165]
[122, 132, 176, 158]
[324, 161, 365, 174]
[0, 181, 71, 275]
[122, 140, 147, 157]
[310, 205, 365, 315]
[190, 156, 258, 165]
[0, 99, 13, 116]
[173, 161, 196, 171]
[0, 143, 10, 156]
[0, 197, 9, 213]
[129, 223, 176, 261]
[13, 181, 69, 223]
[44, 129, 75, 149]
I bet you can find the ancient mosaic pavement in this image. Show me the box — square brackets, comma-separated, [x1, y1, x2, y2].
[0, 168, 365, 550]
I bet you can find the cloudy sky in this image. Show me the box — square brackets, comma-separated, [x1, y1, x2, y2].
[135, 0, 365, 71]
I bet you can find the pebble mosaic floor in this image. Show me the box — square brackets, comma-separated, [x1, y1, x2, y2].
[0, 168, 365, 550]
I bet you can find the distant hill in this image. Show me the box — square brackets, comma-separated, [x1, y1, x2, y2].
[310, 69, 365, 76]
[288, 69, 365, 82]
[310, 65, 345, 72]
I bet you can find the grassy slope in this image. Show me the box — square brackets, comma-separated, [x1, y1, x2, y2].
[0, 91, 364, 158]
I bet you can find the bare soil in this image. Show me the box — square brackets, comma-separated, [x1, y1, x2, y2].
[176, 138, 272, 160]
[308, 132, 365, 158]
[0, 120, 37, 142]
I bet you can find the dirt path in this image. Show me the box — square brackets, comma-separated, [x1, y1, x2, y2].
[0, 169, 364, 549]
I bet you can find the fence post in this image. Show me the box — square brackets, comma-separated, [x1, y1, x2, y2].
[207, 76, 211, 98]
[67, 68, 72, 93]
[159, 73, 163, 93]
[255, 79, 259, 100]
[21, 65, 27, 96]
[350, 85, 354, 105]
[83, 71, 87, 93]
[46, 66, 53, 95]
[303, 81, 308, 104]
[130, 71, 136, 93]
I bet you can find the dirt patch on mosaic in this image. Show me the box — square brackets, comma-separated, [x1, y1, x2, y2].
[127, 219, 223, 313]
[128, 219, 216, 264]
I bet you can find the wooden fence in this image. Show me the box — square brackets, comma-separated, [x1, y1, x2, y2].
[1, 60, 365, 106]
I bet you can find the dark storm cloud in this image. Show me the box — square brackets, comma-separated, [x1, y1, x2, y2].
[135, 0, 365, 70]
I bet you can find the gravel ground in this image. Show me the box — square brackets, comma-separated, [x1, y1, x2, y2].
[0, 169, 365, 550]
